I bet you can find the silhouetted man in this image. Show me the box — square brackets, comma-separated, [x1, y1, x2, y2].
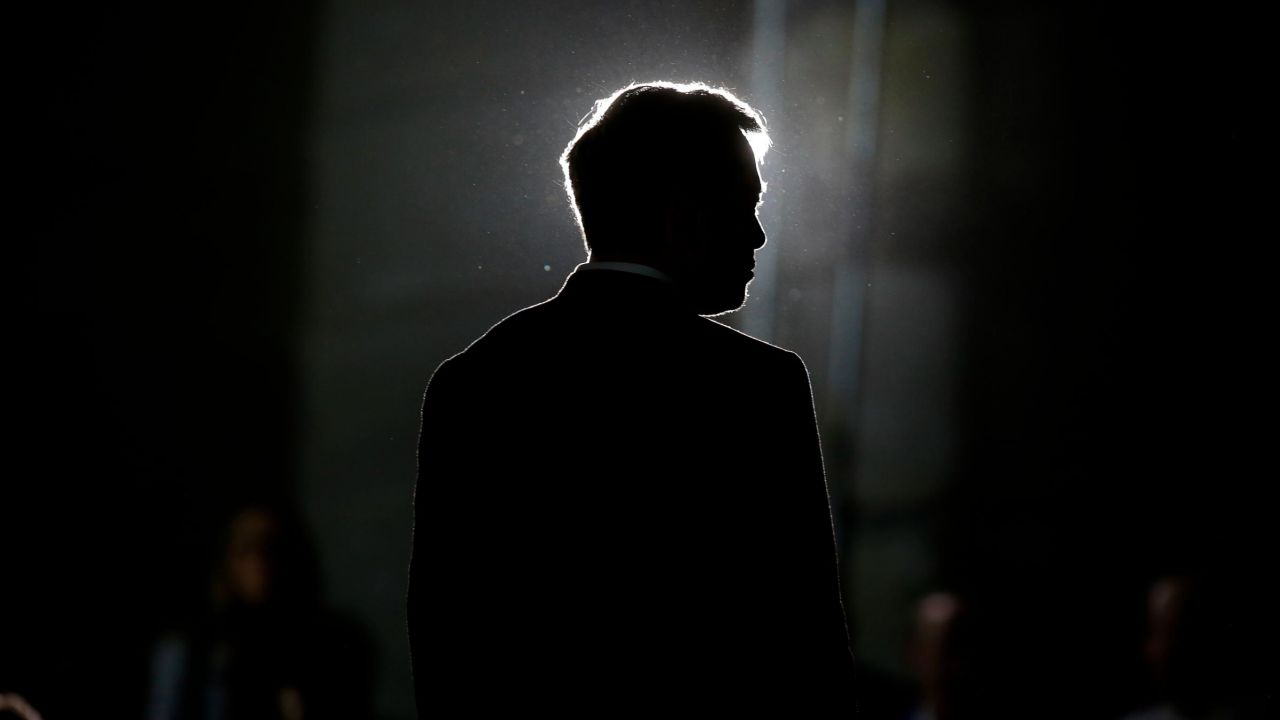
[408, 82, 853, 713]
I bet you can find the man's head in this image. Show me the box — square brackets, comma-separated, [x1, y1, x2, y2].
[561, 82, 771, 316]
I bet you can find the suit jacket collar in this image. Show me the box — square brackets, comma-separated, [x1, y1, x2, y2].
[555, 264, 689, 315]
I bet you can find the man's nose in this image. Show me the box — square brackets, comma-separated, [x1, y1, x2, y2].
[751, 217, 767, 250]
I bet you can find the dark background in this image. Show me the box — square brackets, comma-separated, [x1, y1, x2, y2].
[7, 1, 1272, 718]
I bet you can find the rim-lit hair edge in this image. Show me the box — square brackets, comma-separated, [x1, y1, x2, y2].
[558, 81, 772, 244]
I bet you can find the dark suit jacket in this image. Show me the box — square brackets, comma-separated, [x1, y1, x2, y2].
[408, 266, 853, 713]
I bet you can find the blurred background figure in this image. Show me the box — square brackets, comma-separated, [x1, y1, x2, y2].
[0, 694, 43, 720]
[904, 592, 979, 720]
[1122, 575, 1271, 720]
[147, 502, 375, 720]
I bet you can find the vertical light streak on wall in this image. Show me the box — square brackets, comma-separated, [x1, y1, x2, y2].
[741, 0, 786, 343]
[825, 0, 885, 438]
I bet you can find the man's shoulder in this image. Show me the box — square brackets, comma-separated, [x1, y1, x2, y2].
[691, 315, 804, 370]
[466, 298, 562, 354]
[427, 300, 557, 380]
[430, 298, 804, 385]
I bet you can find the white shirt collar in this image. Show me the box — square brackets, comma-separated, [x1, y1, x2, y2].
[575, 261, 676, 285]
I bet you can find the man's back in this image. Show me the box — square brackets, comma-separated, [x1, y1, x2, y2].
[409, 267, 852, 710]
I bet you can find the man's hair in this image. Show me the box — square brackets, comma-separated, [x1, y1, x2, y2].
[560, 81, 770, 254]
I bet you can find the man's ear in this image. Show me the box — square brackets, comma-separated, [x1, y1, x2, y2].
[659, 202, 682, 258]
[664, 193, 700, 232]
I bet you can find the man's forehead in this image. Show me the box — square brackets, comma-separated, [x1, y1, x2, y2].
[712, 138, 764, 193]
[697, 161, 759, 198]
[676, 132, 764, 201]
[733, 157, 764, 198]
